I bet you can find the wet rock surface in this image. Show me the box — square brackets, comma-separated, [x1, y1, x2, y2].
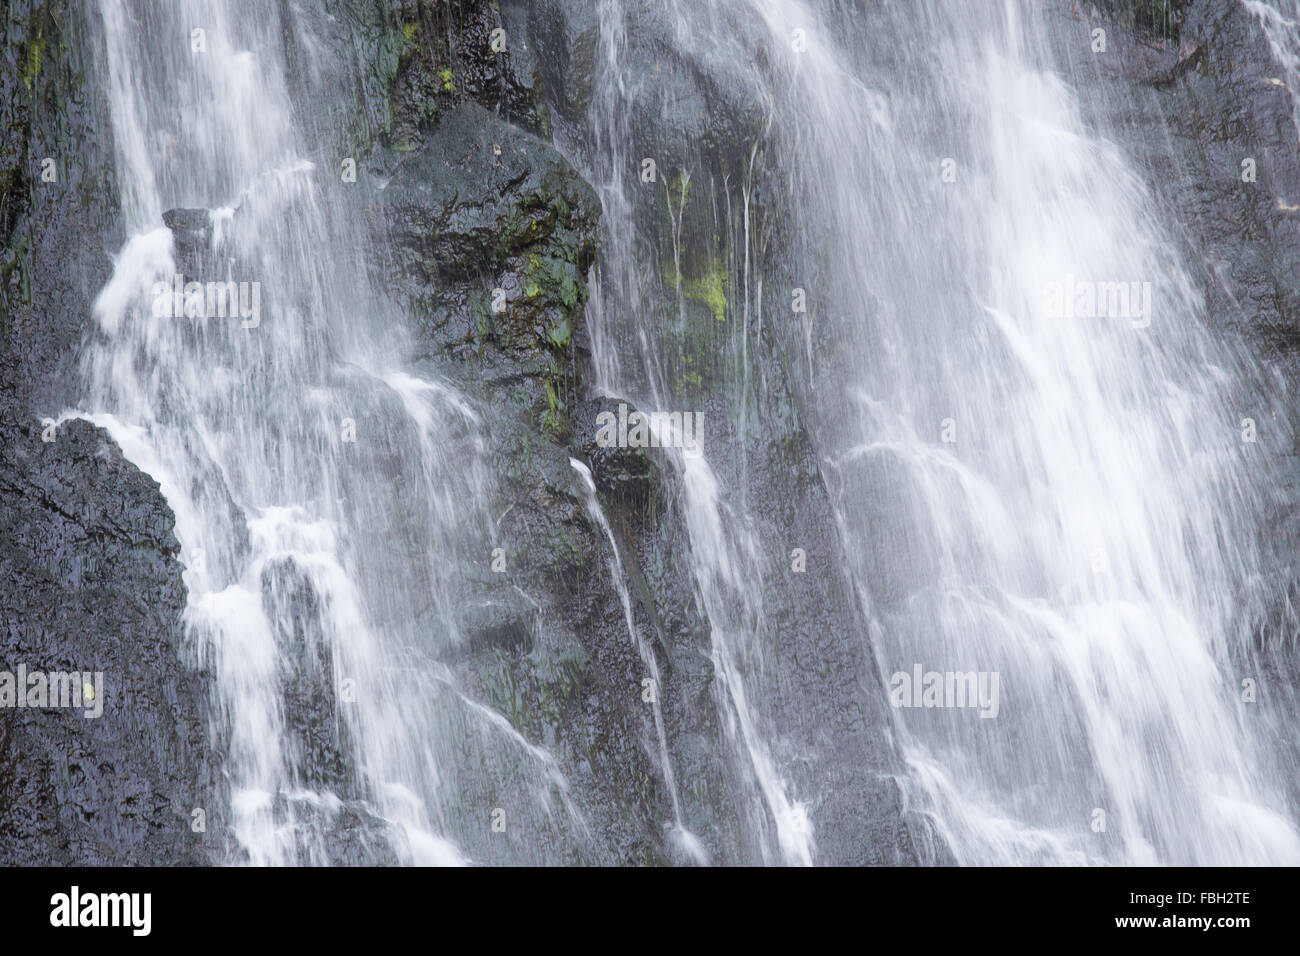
[0, 0, 951, 866]
[0, 415, 217, 865]
[1, 0, 218, 865]
[6, 0, 1298, 865]
[373, 99, 599, 370]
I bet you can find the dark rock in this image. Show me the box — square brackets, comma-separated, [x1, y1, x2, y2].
[162, 207, 214, 275]
[1, 0, 120, 417]
[0, 415, 217, 865]
[576, 395, 660, 511]
[373, 99, 599, 442]
[377, 100, 598, 284]
[514, 0, 601, 129]
[521, 0, 769, 176]
[0, 0, 218, 865]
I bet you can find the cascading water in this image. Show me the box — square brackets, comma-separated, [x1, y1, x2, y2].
[1246, 0, 1300, 140]
[52, 0, 1300, 867]
[580, 0, 821, 866]
[578, 0, 1300, 866]
[570, 458, 708, 864]
[76, 0, 590, 865]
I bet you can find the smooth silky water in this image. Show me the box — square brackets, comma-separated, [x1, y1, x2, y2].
[579, 0, 1300, 865]
[79, 0, 591, 865]
[72, 0, 1300, 865]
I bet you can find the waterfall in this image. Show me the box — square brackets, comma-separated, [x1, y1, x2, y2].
[57, 0, 1300, 866]
[77, 0, 589, 865]
[766, 0, 1300, 864]
[1245, 0, 1300, 141]
[580, 0, 822, 866]
[578, 0, 1300, 865]
[570, 458, 709, 864]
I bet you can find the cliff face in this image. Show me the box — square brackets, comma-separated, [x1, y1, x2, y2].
[313, 0, 921, 864]
[1, 0, 215, 865]
[3, 0, 1299, 865]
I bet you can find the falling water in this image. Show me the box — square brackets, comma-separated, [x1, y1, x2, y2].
[61, 0, 1300, 866]
[582, 0, 819, 866]
[570, 458, 709, 864]
[1245, 0, 1300, 141]
[580, 0, 1300, 865]
[757, 0, 1300, 864]
[76, 0, 589, 865]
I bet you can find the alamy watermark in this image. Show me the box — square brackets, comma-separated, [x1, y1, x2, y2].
[0, 664, 103, 718]
[889, 664, 999, 718]
[595, 402, 703, 458]
[150, 274, 260, 328]
[50, 886, 150, 936]
[1042, 275, 1151, 329]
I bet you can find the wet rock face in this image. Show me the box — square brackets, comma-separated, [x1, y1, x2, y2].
[2, 0, 120, 418]
[384, 0, 546, 148]
[1, 0, 218, 864]
[381, 101, 597, 280]
[0, 0, 909, 865]
[161, 208, 214, 273]
[519, 0, 931, 862]
[518, 0, 768, 176]
[353, 2, 757, 862]
[1094, 0, 1194, 38]
[288, 0, 546, 161]
[578, 396, 661, 511]
[0, 415, 216, 865]
[1055, 0, 1300, 354]
[511, 0, 600, 130]
[375, 100, 599, 362]
[1160, 4, 1300, 355]
[25, 0, 1300, 866]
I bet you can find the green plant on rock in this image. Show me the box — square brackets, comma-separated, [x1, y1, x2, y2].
[23, 36, 45, 92]
[483, 649, 530, 734]
[666, 170, 691, 212]
[438, 68, 455, 92]
[685, 268, 727, 323]
[531, 643, 586, 734]
[663, 257, 728, 323]
[675, 370, 703, 397]
[542, 374, 568, 437]
[543, 523, 584, 571]
[525, 254, 582, 313]
[470, 294, 491, 347]
[545, 316, 572, 352]
[545, 379, 558, 424]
